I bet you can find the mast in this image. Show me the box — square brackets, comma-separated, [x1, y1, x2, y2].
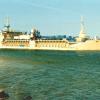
[79, 16, 86, 38]
[4, 17, 10, 32]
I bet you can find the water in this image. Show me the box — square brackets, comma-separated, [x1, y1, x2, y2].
[0, 50, 100, 100]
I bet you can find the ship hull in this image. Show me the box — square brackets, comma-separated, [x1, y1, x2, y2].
[0, 40, 100, 51]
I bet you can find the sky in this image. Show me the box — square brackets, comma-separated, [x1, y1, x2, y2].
[0, 0, 100, 36]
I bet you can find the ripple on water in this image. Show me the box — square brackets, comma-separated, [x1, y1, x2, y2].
[0, 50, 100, 100]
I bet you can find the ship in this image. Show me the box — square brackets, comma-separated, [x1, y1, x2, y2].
[0, 17, 100, 51]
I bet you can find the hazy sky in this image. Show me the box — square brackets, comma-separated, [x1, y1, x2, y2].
[0, 0, 100, 36]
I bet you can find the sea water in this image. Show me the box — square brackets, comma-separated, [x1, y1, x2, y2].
[0, 50, 100, 100]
